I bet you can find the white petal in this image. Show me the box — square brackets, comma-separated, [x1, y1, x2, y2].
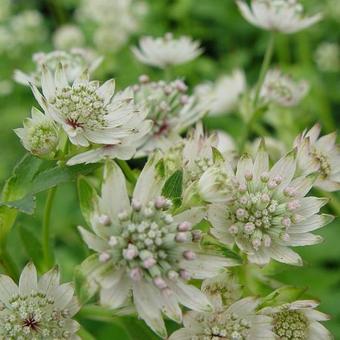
[295, 197, 328, 218]
[0, 275, 18, 304]
[236, 154, 253, 182]
[38, 266, 60, 295]
[290, 214, 334, 233]
[173, 207, 206, 225]
[52, 283, 75, 310]
[287, 232, 323, 246]
[78, 226, 108, 252]
[308, 321, 333, 340]
[268, 245, 302, 266]
[19, 262, 38, 295]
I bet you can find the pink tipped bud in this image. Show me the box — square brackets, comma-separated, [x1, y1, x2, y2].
[98, 214, 111, 226]
[155, 196, 167, 209]
[263, 234, 272, 247]
[244, 222, 255, 234]
[153, 277, 167, 289]
[178, 221, 192, 232]
[176, 232, 188, 243]
[131, 199, 142, 211]
[292, 214, 304, 223]
[99, 252, 111, 263]
[244, 171, 253, 181]
[179, 269, 191, 281]
[252, 238, 261, 250]
[163, 85, 173, 95]
[130, 267, 142, 281]
[280, 232, 290, 241]
[236, 208, 246, 218]
[282, 217, 292, 227]
[228, 225, 239, 235]
[175, 80, 187, 92]
[123, 245, 138, 260]
[261, 193, 270, 203]
[260, 172, 269, 182]
[162, 288, 173, 297]
[238, 183, 247, 192]
[273, 175, 283, 184]
[284, 187, 296, 197]
[287, 200, 301, 211]
[108, 236, 118, 247]
[267, 180, 278, 190]
[143, 257, 156, 269]
[139, 74, 150, 83]
[118, 210, 129, 221]
[180, 95, 189, 105]
[132, 84, 140, 92]
[183, 250, 196, 260]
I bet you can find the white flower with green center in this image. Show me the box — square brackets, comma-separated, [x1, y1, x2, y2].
[0, 263, 80, 339]
[169, 296, 274, 340]
[194, 69, 246, 116]
[262, 300, 333, 340]
[132, 33, 202, 69]
[295, 124, 340, 192]
[236, 0, 322, 34]
[30, 66, 151, 155]
[132, 76, 209, 156]
[78, 157, 238, 337]
[14, 48, 102, 87]
[260, 69, 309, 107]
[14, 107, 59, 157]
[208, 143, 334, 266]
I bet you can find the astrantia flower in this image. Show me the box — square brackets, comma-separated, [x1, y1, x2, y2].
[14, 48, 102, 87]
[262, 300, 333, 340]
[78, 158, 237, 337]
[132, 33, 202, 69]
[194, 69, 246, 116]
[315, 42, 340, 73]
[14, 107, 59, 157]
[53, 25, 85, 50]
[236, 0, 322, 34]
[132, 76, 209, 156]
[294, 124, 340, 192]
[208, 144, 334, 266]
[260, 69, 309, 107]
[169, 296, 273, 340]
[0, 262, 80, 339]
[30, 66, 151, 153]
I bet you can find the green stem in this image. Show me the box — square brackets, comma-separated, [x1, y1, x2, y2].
[254, 33, 275, 107]
[239, 33, 275, 152]
[42, 187, 57, 270]
[116, 160, 137, 185]
[48, 0, 66, 25]
[164, 66, 172, 81]
[0, 248, 19, 280]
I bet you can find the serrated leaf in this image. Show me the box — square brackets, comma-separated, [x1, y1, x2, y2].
[19, 224, 44, 272]
[161, 170, 183, 206]
[2, 194, 36, 214]
[77, 176, 99, 226]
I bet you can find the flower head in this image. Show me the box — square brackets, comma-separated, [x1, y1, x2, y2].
[78, 158, 237, 337]
[195, 69, 246, 116]
[132, 33, 202, 69]
[132, 76, 209, 156]
[262, 300, 332, 340]
[315, 42, 340, 73]
[14, 48, 102, 87]
[0, 262, 80, 339]
[53, 25, 85, 50]
[169, 296, 273, 340]
[30, 66, 151, 154]
[14, 107, 59, 157]
[295, 124, 340, 192]
[260, 69, 309, 107]
[237, 0, 322, 34]
[208, 143, 334, 266]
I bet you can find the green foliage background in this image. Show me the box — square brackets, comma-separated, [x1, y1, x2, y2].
[0, 0, 339, 338]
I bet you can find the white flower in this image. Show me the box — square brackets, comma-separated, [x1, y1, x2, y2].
[30, 66, 151, 155]
[260, 69, 309, 107]
[262, 300, 332, 340]
[0, 262, 80, 339]
[132, 33, 202, 69]
[14, 48, 102, 87]
[294, 124, 340, 192]
[53, 25, 85, 50]
[250, 137, 287, 162]
[315, 42, 340, 73]
[78, 158, 238, 337]
[208, 143, 334, 266]
[14, 107, 59, 157]
[132, 76, 209, 156]
[169, 296, 274, 340]
[194, 69, 246, 116]
[236, 0, 322, 34]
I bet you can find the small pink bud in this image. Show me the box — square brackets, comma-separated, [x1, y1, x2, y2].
[153, 277, 167, 289]
[162, 288, 173, 297]
[180, 95, 189, 105]
[175, 80, 187, 92]
[280, 232, 290, 241]
[267, 180, 278, 189]
[263, 234, 272, 247]
[179, 269, 191, 281]
[236, 208, 246, 218]
[183, 250, 196, 260]
[287, 200, 301, 211]
[108, 236, 118, 247]
[130, 268, 142, 281]
[168, 270, 179, 280]
[98, 214, 111, 226]
[154, 196, 167, 209]
[284, 187, 296, 197]
[244, 171, 253, 181]
[273, 175, 283, 184]
[192, 230, 202, 242]
[244, 222, 255, 234]
[260, 172, 269, 182]
[228, 225, 238, 235]
[99, 252, 111, 263]
[139, 74, 150, 83]
[178, 221, 192, 232]
[143, 257, 156, 269]
[176, 232, 188, 243]
[282, 217, 292, 227]
[123, 245, 138, 260]
[132, 199, 142, 211]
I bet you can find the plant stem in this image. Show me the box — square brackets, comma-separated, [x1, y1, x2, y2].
[116, 160, 137, 185]
[77, 326, 96, 340]
[253, 33, 275, 107]
[42, 187, 57, 270]
[239, 33, 275, 152]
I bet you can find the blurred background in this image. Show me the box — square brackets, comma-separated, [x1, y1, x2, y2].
[0, 0, 339, 338]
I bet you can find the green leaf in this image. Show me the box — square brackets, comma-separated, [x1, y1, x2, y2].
[161, 170, 183, 206]
[77, 176, 99, 226]
[19, 224, 44, 272]
[3, 194, 36, 214]
[212, 147, 224, 163]
[117, 317, 160, 340]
